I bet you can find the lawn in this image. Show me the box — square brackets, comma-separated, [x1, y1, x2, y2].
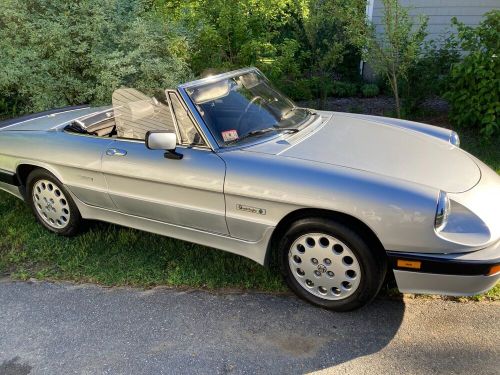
[0, 124, 498, 301]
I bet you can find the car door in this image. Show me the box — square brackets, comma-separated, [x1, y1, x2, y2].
[101, 90, 228, 235]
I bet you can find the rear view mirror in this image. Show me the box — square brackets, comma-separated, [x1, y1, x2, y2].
[145, 131, 183, 160]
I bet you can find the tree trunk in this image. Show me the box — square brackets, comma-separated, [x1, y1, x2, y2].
[393, 80, 401, 118]
[389, 73, 401, 118]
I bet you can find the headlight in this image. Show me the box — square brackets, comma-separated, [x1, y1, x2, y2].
[435, 191, 450, 231]
[449, 131, 460, 147]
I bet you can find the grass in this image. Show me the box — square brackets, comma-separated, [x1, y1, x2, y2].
[0, 196, 285, 291]
[0, 121, 498, 301]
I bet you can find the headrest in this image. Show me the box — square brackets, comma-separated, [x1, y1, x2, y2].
[126, 100, 155, 121]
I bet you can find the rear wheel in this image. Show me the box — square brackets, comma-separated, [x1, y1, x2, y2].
[27, 169, 82, 236]
[279, 218, 386, 311]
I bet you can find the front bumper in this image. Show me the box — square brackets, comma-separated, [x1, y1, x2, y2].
[388, 240, 500, 296]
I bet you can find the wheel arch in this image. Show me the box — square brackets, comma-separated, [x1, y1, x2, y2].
[16, 162, 65, 197]
[264, 208, 386, 267]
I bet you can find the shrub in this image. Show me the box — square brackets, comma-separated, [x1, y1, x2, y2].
[157, 0, 366, 102]
[361, 84, 380, 97]
[332, 81, 358, 97]
[444, 10, 499, 138]
[276, 79, 313, 101]
[365, 0, 428, 118]
[0, 0, 191, 115]
[402, 37, 460, 114]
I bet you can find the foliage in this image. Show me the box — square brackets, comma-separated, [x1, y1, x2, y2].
[365, 0, 428, 118]
[361, 83, 380, 97]
[0, 0, 191, 115]
[444, 10, 500, 138]
[402, 37, 460, 114]
[332, 82, 359, 97]
[156, 0, 366, 108]
[276, 79, 313, 101]
[156, 0, 305, 74]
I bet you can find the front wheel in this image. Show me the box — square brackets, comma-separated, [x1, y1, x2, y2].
[27, 169, 83, 236]
[279, 218, 386, 311]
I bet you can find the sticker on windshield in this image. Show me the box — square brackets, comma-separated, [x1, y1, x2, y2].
[222, 129, 239, 142]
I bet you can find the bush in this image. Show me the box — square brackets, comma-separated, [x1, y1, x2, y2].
[157, 0, 366, 102]
[365, 0, 428, 118]
[402, 38, 460, 114]
[444, 10, 500, 138]
[332, 81, 358, 97]
[0, 0, 191, 115]
[276, 79, 313, 101]
[361, 84, 380, 97]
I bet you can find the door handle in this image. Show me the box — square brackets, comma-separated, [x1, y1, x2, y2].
[106, 148, 127, 156]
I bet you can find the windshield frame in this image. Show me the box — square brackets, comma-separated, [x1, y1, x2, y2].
[177, 67, 312, 150]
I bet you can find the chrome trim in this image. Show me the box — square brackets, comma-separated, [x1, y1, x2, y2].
[164, 90, 183, 143]
[435, 191, 450, 231]
[167, 89, 212, 149]
[449, 131, 460, 147]
[178, 67, 258, 90]
[106, 148, 127, 156]
[177, 86, 220, 150]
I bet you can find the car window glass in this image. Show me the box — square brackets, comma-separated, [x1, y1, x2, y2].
[112, 88, 175, 141]
[168, 92, 205, 146]
[185, 71, 309, 147]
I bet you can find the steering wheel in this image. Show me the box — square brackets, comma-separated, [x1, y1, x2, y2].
[236, 96, 266, 135]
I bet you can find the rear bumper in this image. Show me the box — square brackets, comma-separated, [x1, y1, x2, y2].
[388, 240, 500, 296]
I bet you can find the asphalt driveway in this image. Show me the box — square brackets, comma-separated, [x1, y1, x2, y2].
[0, 280, 498, 375]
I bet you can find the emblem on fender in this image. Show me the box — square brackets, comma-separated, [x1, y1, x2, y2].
[236, 204, 266, 215]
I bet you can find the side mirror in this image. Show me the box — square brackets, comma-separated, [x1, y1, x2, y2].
[145, 131, 183, 160]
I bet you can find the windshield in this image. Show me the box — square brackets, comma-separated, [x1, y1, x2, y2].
[184, 70, 311, 147]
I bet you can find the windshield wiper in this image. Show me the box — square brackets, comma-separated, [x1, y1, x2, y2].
[225, 126, 299, 146]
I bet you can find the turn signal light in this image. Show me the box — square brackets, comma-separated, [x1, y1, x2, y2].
[397, 259, 422, 270]
[487, 265, 500, 276]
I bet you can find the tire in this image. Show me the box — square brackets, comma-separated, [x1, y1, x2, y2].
[279, 218, 386, 311]
[27, 169, 83, 236]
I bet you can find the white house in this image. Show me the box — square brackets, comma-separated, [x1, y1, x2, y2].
[362, 0, 500, 79]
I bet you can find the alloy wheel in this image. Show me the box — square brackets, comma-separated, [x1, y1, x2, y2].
[32, 179, 71, 229]
[288, 233, 362, 300]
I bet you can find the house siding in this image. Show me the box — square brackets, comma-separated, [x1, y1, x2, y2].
[363, 0, 499, 80]
[371, 0, 499, 40]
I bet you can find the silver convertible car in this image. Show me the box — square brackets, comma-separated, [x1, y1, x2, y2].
[0, 68, 499, 311]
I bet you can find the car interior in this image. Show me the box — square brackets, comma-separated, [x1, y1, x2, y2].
[65, 88, 204, 146]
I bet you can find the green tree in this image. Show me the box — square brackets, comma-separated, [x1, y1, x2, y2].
[156, 0, 366, 105]
[365, 0, 428, 118]
[444, 10, 499, 138]
[0, 0, 191, 115]
[300, 0, 366, 106]
[156, 0, 305, 74]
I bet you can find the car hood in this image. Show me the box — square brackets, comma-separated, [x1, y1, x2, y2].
[245, 112, 481, 193]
